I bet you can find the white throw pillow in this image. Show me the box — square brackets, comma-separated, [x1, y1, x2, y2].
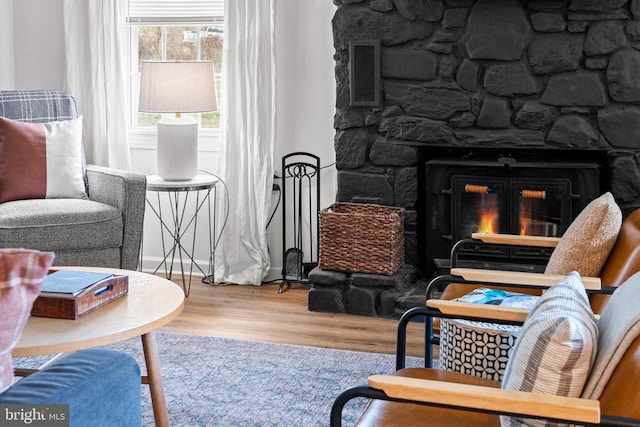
[500, 271, 598, 427]
[0, 115, 87, 203]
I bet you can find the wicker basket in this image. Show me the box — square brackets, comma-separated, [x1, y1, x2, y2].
[319, 203, 405, 275]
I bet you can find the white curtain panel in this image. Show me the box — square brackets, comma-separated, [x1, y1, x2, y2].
[215, 0, 277, 285]
[63, 0, 132, 170]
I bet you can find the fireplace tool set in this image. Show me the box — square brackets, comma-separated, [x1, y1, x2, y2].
[280, 152, 320, 293]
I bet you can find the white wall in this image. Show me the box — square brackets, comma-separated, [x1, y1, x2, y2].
[9, 0, 337, 283]
[13, 0, 65, 90]
[0, 0, 15, 88]
[269, 0, 337, 281]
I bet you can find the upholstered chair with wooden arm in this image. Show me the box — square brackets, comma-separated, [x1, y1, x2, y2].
[415, 193, 632, 370]
[331, 271, 640, 427]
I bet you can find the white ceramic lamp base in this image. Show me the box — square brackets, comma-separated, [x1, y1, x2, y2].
[157, 118, 199, 181]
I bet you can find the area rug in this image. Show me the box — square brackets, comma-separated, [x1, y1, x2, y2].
[14, 332, 423, 427]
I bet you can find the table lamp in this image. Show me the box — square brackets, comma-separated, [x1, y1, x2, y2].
[139, 61, 218, 181]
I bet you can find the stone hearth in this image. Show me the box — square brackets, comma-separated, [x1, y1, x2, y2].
[309, 0, 640, 318]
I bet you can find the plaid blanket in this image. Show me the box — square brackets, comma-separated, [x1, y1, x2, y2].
[0, 90, 77, 123]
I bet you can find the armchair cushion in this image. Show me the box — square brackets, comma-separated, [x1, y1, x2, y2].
[501, 271, 598, 427]
[0, 116, 87, 203]
[544, 192, 621, 277]
[0, 249, 54, 393]
[0, 199, 123, 251]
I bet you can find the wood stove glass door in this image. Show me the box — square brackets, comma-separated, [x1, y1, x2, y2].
[452, 176, 508, 243]
[512, 179, 572, 238]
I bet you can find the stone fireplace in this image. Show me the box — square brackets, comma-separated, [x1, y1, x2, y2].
[308, 0, 640, 318]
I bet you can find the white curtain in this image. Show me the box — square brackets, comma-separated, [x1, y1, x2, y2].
[63, 0, 131, 170]
[215, 0, 277, 285]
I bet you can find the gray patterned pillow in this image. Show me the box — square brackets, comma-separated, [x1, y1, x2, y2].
[500, 271, 598, 427]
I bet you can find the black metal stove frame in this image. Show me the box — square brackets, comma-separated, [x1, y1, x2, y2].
[425, 155, 601, 276]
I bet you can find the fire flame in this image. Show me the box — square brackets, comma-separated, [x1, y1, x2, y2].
[478, 209, 498, 234]
[520, 202, 530, 235]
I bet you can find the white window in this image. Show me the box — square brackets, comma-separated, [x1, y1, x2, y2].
[126, 0, 224, 150]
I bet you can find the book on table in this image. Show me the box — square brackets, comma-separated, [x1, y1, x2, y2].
[32, 270, 129, 320]
[42, 270, 115, 296]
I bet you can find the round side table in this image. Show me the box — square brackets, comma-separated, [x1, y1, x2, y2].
[143, 174, 219, 296]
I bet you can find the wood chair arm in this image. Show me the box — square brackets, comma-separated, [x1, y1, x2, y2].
[426, 299, 531, 322]
[451, 268, 602, 291]
[471, 233, 561, 248]
[367, 375, 600, 424]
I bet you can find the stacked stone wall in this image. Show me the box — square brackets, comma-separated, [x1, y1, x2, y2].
[313, 0, 640, 317]
[334, 0, 640, 265]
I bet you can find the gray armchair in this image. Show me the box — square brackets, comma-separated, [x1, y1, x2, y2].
[0, 90, 146, 270]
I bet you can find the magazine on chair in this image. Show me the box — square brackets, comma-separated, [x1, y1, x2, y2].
[456, 288, 539, 309]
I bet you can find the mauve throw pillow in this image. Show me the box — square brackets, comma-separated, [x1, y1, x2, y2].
[0, 116, 88, 203]
[0, 249, 55, 393]
[545, 192, 621, 277]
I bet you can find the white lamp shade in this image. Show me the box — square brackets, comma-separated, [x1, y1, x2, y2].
[139, 61, 217, 113]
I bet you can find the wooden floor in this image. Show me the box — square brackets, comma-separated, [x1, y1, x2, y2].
[160, 278, 425, 358]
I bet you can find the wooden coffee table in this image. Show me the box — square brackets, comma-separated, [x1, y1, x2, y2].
[13, 267, 185, 427]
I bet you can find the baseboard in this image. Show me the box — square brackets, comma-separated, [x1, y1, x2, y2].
[140, 257, 285, 285]
[139, 255, 213, 278]
[263, 265, 283, 283]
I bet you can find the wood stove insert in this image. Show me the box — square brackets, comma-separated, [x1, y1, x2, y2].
[425, 155, 601, 275]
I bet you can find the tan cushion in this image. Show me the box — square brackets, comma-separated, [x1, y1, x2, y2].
[0, 249, 54, 392]
[544, 192, 621, 277]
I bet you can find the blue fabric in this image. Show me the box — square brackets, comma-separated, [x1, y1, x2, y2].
[0, 349, 141, 427]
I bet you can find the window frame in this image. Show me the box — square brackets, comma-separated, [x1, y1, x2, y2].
[126, 19, 223, 152]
